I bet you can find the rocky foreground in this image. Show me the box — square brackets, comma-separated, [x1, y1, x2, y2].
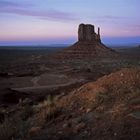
[0, 67, 139, 140]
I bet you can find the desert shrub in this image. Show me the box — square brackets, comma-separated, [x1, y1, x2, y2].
[0, 117, 16, 140]
[17, 119, 31, 139]
[35, 95, 60, 126]
[20, 104, 33, 120]
[18, 98, 34, 121]
[0, 116, 31, 140]
[0, 98, 33, 140]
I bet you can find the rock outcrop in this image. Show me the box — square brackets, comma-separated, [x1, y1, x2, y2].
[53, 23, 116, 59]
[78, 24, 101, 43]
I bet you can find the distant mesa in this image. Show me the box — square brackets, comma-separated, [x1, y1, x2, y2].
[53, 23, 116, 59]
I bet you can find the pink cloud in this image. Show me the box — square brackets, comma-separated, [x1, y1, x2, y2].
[0, 1, 78, 21]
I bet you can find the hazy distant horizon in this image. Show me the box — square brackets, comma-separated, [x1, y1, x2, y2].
[0, 36, 139, 47]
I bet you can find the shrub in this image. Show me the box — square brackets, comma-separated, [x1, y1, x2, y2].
[0, 117, 16, 140]
[35, 95, 60, 126]
[0, 117, 31, 140]
[20, 104, 33, 120]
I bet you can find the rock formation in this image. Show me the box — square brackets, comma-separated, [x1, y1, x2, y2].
[53, 23, 116, 59]
[78, 24, 101, 43]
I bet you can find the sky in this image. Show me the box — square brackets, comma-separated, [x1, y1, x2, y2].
[0, 0, 140, 46]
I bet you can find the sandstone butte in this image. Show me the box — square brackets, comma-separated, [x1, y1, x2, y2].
[53, 23, 117, 59]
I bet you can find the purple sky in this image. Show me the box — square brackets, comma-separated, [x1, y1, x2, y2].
[0, 0, 140, 46]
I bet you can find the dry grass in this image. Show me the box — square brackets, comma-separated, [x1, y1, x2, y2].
[0, 117, 16, 140]
[35, 95, 61, 127]
[0, 96, 61, 139]
[0, 117, 30, 140]
[0, 98, 34, 140]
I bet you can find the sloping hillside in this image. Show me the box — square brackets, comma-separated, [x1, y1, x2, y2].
[31, 67, 140, 140]
[1, 67, 139, 140]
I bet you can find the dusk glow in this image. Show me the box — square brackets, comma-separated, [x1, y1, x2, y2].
[0, 0, 140, 45]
